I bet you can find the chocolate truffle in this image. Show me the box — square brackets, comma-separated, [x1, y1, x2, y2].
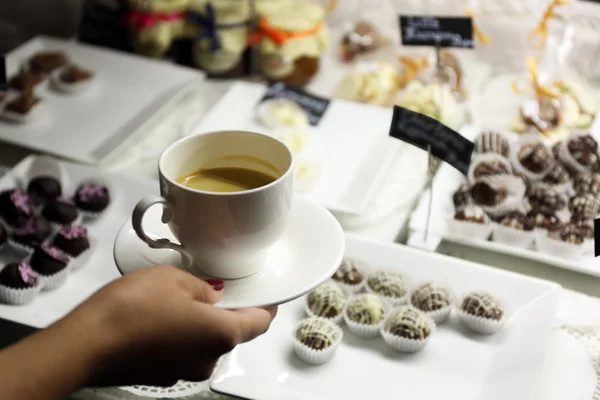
[568, 193, 600, 219]
[0, 262, 38, 289]
[42, 198, 78, 225]
[543, 164, 570, 185]
[518, 142, 553, 174]
[383, 306, 432, 340]
[332, 259, 364, 286]
[5, 92, 40, 115]
[0, 224, 6, 247]
[527, 210, 562, 231]
[572, 218, 594, 239]
[9, 67, 43, 92]
[29, 245, 70, 276]
[454, 205, 489, 224]
[73, 183, 110, 213]
[306, 282, 346, 319]
[11, 217, 52, 248]
[453, 183, 472, 209]
[30, 51, 68, 74]
[573, 171, 600, 195]
[51, 224, 90, 257]
[367, 270, 406, 300]
[528, 185, 566, 213]
[471, 179, 508, 207]
[500, 211, 534, 231]
[472, 161, 510, 179]
[411, 283, 451, 312]
[295, 317, 340, 350]
[474, 131, 510, 157]
[0, 189, 33, 227]
[60, 64, 93, 84]
[567, 134, 599, 169]
[549, 224, 585, 245]
[345, 294, 386, 325]
[461, 291, 504, 320]
[27, 176, 62, 206]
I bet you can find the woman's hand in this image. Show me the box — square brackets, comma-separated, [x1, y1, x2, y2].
[61, 265, 277, 387]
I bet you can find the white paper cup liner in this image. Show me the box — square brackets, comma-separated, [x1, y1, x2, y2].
[365, 273, 409, 307]
[50, 67, 94, 94]
[342, 295, 389, 338]
[492, 223, 535, 248]
[468, 153, 512, 182]
[256, 98, 309, 130]
[0, 101, 48, 124]
[71, 176, 114, 220]
[304, 295, 345, 325]
[534, 230, 585, 259]
[38, 264, 72, 291]
[16, 155, 69, 201]
[292, 318, 343, 365]
[456, 309, 507, 335]
[449, 219, 493, 240]
[558, 133, 595, 174]
[0, 282, 42, 305]
[380, 307, 436, 352]
[510, 139, 555, 182]
[408, 283, 454, 325]
[477, 175, 527, 218]
[68, 245, 92, 272]
[7, 239, 36, 256]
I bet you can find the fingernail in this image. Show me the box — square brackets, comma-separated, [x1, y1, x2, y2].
[206, 279, 225, 291]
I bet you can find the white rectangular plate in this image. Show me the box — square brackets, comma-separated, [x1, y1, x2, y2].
[409, 126, 600, 278]
[0, 36, 203, 163]
[211, 235, 560, 400]
[190, 81, 402, 215]
[0, 156, 155, 328]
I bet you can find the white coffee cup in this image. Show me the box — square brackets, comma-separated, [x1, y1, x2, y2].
[132, 131, 294, 279]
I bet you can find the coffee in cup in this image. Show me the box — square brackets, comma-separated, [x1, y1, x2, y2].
[132, 131, 294, 279]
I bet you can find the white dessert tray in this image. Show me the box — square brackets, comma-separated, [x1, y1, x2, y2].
[189, 81, 402, 215]
[408, 125, 600, 278]
[211, 235, 560, 400]
[0, 155, 154, 328]
[0, 36, 204, 164]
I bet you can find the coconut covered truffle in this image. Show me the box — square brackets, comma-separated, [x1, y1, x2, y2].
[461, 291, 504, 321]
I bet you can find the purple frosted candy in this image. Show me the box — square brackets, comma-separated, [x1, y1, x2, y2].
[10, 189, 32, 216]
[18, 262, 38, 285]
[13, 218, 37, 236]
[59, 224, 87, 240]
[77, 184, 107, 202]
[41, 244, 70, 264]
[57, 197, 75, 205]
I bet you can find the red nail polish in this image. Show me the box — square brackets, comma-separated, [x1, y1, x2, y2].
[206, 279, 225, 291]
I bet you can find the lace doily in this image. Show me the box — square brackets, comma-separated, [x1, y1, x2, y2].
[559, 326, 600, 400]
[119, 380, 223, 399]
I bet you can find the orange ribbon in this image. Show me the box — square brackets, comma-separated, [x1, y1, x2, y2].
[512, 57, 559, 100]
[248, 16, 323, 46]
[529, 0, 569, 48]
[398, 56, 429, 88]
[465, 10, 490, 46]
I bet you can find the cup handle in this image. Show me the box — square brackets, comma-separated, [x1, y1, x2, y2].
[132, 195, 194, 268]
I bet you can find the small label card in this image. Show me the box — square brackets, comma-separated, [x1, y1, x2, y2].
[399, 16, 474, 48]
[0, 56, 6, 91]
[389, 106, 474, 174]
[260, 82, 331, 126]
[595, 218, 600, 257]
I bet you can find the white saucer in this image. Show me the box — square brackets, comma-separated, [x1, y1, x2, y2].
[113, 195, 345, 309]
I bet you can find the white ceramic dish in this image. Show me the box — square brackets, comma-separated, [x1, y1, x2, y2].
[190, 81, 402, 215]
[211, 235, 560, 400]
[114, 195, 346, 309]
[0, 155, 153, 328]
[408, 125, 600, 277]
[0, 36, 203, 163]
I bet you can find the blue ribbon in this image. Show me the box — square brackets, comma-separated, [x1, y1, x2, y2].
[187, 3, 250, 52]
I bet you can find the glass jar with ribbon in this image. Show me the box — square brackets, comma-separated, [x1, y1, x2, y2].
[122, 0, 189, 58]
[251, 0, 329, 87]
[186, 0, 253, 78]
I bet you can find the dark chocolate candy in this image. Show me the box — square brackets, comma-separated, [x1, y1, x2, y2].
[0, 189, 33, 227]
[527, 210, 562, 231]
[471, 180, 507, 207]
[528, 185, 566, 213]
[518, 142, 553, 174]
[74, 183, 110, 213]
[0, 262, 38, 289]
[27, 176, 62, 206]
[42, 198, 78, 225]
[51, 224, 90, 257]
[11, 217, 52, 248]
[29, 245, 70, 276]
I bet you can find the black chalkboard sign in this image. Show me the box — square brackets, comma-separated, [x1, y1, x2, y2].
[389, 106, 474, 174]
[260, 82, 330, 126]
[595, 218, 600, 257]
[0, 57, 6, 91]
[399, 16, 474, 48]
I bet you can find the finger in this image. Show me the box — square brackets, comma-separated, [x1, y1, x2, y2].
[226, 307, 277, 343]
[174, 269, 224, 305]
